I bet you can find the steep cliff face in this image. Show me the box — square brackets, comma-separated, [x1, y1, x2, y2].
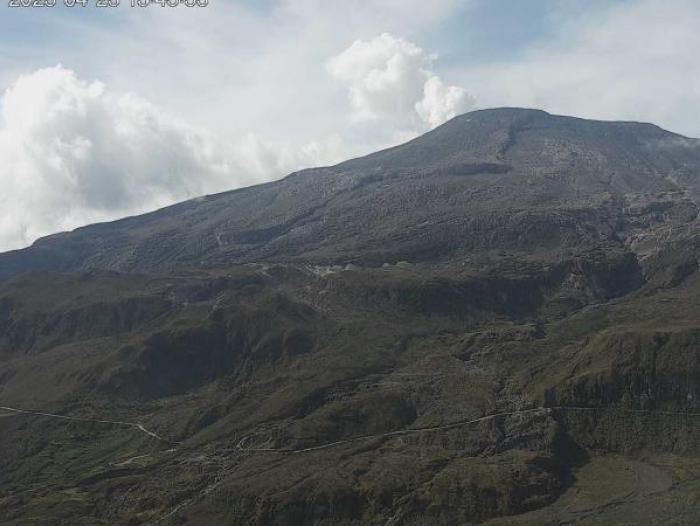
[2, 108, 700, 525]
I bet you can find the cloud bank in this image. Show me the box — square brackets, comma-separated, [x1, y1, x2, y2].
[0, 66, 350, 251]
[0, 67, 233, 250]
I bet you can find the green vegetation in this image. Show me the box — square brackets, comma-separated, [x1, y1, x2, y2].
[2, 109, 700, 523]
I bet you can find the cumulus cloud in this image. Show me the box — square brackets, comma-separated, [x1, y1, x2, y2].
[328, 33, 475, 130]
[8, 1, 700, 254]
[0, 66, 348, 251]
[0, 31, 474, 251]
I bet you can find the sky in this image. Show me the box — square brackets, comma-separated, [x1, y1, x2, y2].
[0, 0, 699, 251]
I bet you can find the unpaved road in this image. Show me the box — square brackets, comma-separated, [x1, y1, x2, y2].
[0, 404, 171, 442]
[5, 401, 700, 525]
[5, 402, 700, 455]
[236, 406, 553, 453]
[236, 405, 700, 454]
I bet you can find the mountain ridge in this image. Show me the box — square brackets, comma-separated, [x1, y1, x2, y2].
[2, 107, 700, 525]
[2, 107, 699, 281]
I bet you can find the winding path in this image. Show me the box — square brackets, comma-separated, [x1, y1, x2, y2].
[235, 405, 700, 454]
[5, 402, 700, 455]
[0, 404, 171, 443]
[6, 400, 695, 524]
[236, 406, 553, 454]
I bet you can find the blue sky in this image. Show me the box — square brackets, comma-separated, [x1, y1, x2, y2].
[429, 0, 559, 66]
[0, 0, 699, 250]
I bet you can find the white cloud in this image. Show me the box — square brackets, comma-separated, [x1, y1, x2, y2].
[328, 33, 475, 130]
[0, 25, 474, 251]
[0, 66, 349, 251]
[0, 1, 465, 146]
[8, 0, 700, 252]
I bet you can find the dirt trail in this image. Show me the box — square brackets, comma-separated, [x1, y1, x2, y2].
[5, 401, 700, 525]
[236, 405, 700, 454]
[236, 406, 553, 453]
[157, 404, 700, 523]
[0, 404, 173, 443]
[5, 402, 699, 454]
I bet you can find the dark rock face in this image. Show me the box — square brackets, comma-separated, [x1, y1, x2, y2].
[2, 108, 700, 525]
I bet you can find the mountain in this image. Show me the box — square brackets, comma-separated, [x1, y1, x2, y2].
[4, 107, 700, 278]
[2, 108, 700, 525]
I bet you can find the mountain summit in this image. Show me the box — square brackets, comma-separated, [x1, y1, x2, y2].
[2, 109, 700, 525]
[2, 108, 699, 279]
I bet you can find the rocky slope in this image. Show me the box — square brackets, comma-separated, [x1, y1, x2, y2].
[1, 108, 700, 525]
